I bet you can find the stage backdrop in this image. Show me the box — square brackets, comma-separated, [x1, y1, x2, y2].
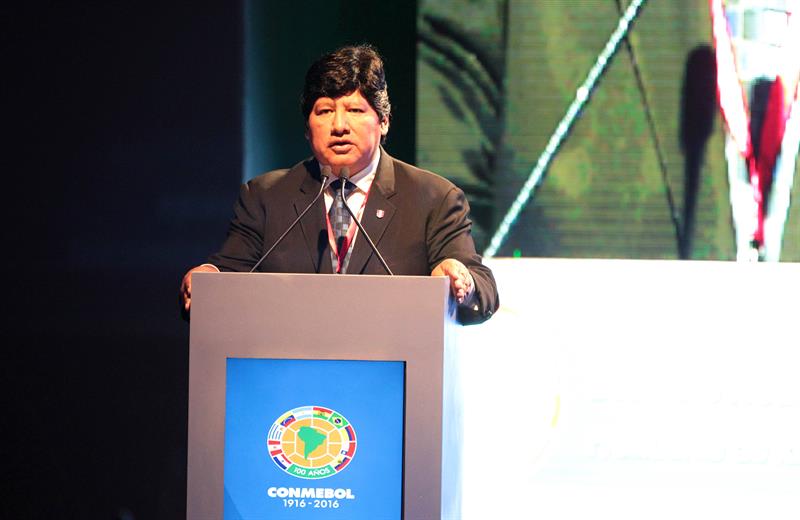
[417, 0, 800, 260]
[455, 258, 800, 519]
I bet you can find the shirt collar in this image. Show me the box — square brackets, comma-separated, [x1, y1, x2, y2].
[346, 146, 381, 192]
[322, 146, 381, 193]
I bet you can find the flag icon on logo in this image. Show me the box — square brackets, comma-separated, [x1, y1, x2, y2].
[376, 209, 385, 219]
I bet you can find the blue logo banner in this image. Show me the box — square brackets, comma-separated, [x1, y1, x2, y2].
[224, 358, 405, 519]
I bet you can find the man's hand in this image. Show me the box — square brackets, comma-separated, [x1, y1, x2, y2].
[431, 258, 474, 304]
[179, 264, 220, 320]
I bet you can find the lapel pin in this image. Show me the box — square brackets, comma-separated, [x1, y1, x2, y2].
[376, 209, 385, 219]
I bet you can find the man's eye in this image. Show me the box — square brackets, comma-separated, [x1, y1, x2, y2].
[348, 108, 364, 113]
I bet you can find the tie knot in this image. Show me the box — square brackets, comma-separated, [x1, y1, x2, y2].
[330, 178, 356, 197]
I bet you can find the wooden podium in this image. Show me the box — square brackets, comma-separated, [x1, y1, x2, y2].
[187, 272, 461, 519]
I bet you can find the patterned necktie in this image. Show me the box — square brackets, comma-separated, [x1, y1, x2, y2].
[329, 178, 357, 273]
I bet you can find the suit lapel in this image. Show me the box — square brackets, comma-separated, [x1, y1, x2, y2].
[347, 150, 397, 274]
[294, 160, 333, 273]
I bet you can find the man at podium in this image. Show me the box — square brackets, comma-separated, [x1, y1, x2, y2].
[180, 44, 498, 325]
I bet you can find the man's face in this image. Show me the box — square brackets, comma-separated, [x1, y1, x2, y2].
[307, 90, 389, 175]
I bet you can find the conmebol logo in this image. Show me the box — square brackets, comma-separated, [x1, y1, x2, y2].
[267, 405, 357, 479]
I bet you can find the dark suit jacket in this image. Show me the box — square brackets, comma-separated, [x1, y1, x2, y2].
[208, 150, 499, 324]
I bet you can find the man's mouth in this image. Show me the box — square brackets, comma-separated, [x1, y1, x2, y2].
[330, 140, 354, 152]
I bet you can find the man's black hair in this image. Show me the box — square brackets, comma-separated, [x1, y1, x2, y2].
[301, 44, 392, 129]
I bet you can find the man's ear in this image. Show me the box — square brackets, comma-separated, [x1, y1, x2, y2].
[380, 117, 390, 136]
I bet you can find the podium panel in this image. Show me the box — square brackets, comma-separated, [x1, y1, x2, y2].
[187, 273, 456, 519]
[224, 358, 405, 518]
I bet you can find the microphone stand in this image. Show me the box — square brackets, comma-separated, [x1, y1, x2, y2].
[249, 166, 331, 272]
[338, 168, 394, 276]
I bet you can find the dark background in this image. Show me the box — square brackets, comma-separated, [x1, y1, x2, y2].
[3, 3, 415, 518]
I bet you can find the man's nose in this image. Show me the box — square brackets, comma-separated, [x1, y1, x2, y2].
[332, 109, 349, 134]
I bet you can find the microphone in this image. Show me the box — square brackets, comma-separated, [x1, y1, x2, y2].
[249, 165, 332, 272]
[338, 167, 394, 276]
